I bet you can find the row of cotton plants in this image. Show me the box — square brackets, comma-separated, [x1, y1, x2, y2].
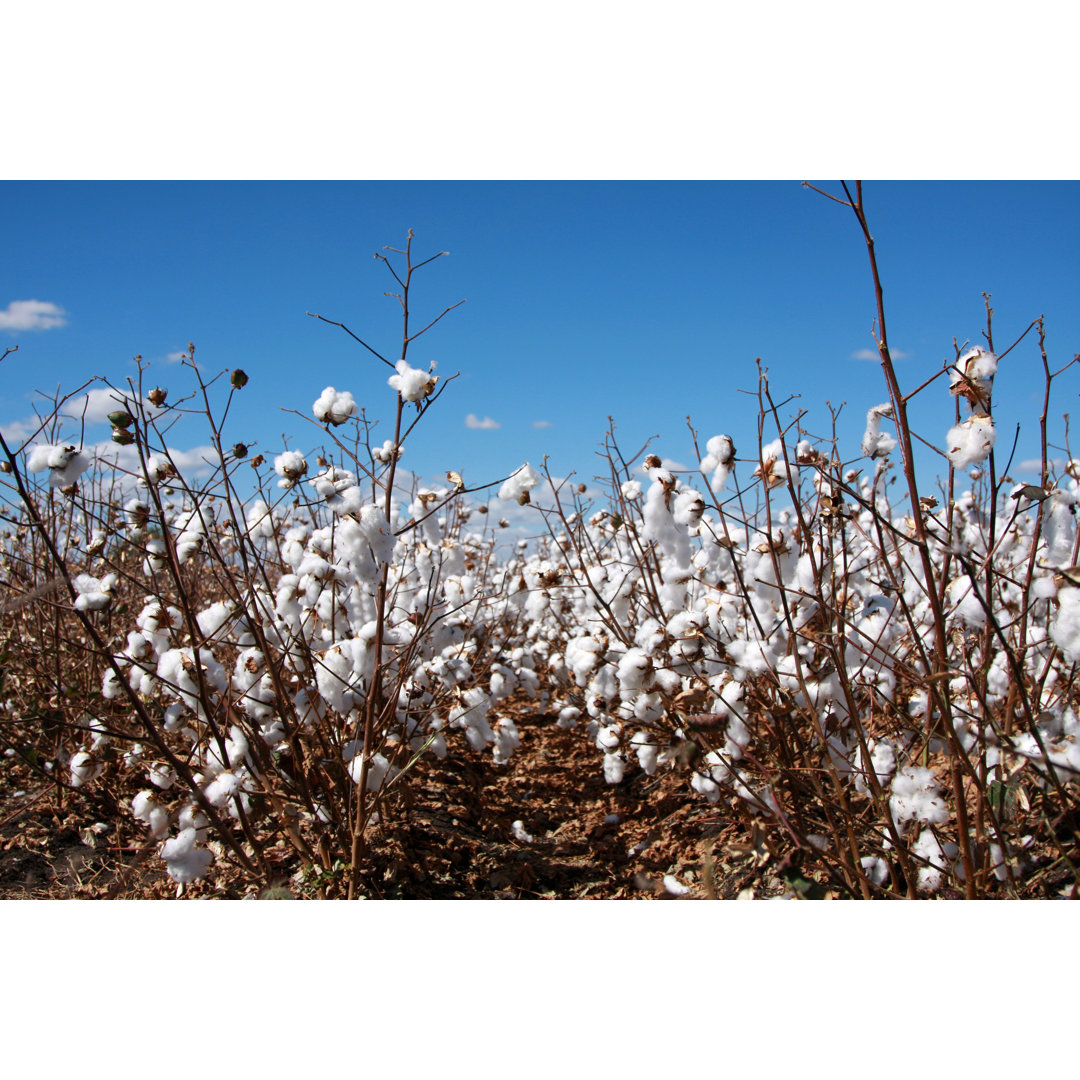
[505, 344, 1079, 896]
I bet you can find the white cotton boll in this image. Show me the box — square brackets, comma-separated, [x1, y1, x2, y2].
[355, 504, 397, 566]
[132, 791, 170, 838]
[620, 480, 642, 501]
[148, 761, 175, 790]
[73, 572, 116, 612]
[274, 450, 308, 489]
[663, 874, 691, 896]
[29, 444, 91, 487]
[142, 539, 167, 575]
[860, 856, 890, 888]
[511, 820, 534, 843]
[616, 648, 653, 693]
[673, 489, 705, 527]
[911, 828, 949, 893]
[603, 752, 628, 783]
[946, 416, 996, 470]
[951, 347, 997, 409]
[160, 828, 213, 885]
[948, 578, 986, 629]
[1050, 587, 1080, 662]
[197, 601, 236, 642]
[492, 717, 520, 764]
[498, 462, 541, 504]
[372, 439, 402, 464]
[388, 358, 438, 402]
[753, 438, 796, 490]
[700, 434, 735, 490]
[889, 766, 948, 826]
[203, 770, 242, 808]
[556, 706, 580, 729]
[630, 730, 659, 775]
[861, 403, 897, 459]
[69, 749, 103, 788]
[313, 386, 358, 426]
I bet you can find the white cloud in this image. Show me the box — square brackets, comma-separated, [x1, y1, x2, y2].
[532, 420, 552, 429]
[465, 413, 500, 430]
[1017, 457, 1064, 474]
[0, 300, 68, 332]
[0, 416, 41, 445]
[60, 388, 165, 425]
[164, 351, 187, 364]
[852, 347, 909, 361]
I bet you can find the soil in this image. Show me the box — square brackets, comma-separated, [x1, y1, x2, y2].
[0, 705, 795, 901]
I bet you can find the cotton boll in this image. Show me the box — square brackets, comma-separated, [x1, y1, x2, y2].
[910, 828, 949, 893]
[492, 717, 520, 764]
[889, 766, 948, 827]
[946, 415, 996, 470]
[1050, 587, 1080, 662]
[620, 480, 642, 501]
[700, 435, 735, 491]
[602, 751, 628, 783]
[498, 463, 541, 504]
[388, 359, 438, 402]
[753, 439, 797, 490]
[511, 820, 534, 843]
[69, 749, 103, 788]
[860, 856, 890, 888]
[73, 572, 117, 612]
[662, 874, 691, 896]
[312, 386, 358, 426]
[861, 403, 897, 459]
[132, 791, 170, 838]
[630, 730, 659, 775]
[274, 450, 308, 489]
[160, 828, 213, 884]
[556, 706, 581, 729]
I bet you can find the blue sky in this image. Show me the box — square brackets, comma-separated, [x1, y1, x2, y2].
[2, 181, 1078, 519]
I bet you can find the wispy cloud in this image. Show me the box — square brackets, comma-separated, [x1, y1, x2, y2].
[852, 347, 909, 361]
[532, 420, 552, 429]
[60, 388, 164, 425]
[164, 351, 188, 364]
[1017, 457, 1064, 474]
[465, 413, 500, 430]
[0, 299, 68, 332]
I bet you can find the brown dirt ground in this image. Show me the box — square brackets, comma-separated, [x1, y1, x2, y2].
[0, 703, 800, 900]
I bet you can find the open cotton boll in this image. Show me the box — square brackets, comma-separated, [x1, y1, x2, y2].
[511, 820, 534, 843]
[910, 828, 952, 893]
[753, 438, 797, 490]
[946, 415, 996, 470]
[861, 403, 897, 459]
[663, 874, 691, 896]
[388, 358, 438, 402]
[372, 439, 402, 465]
[630, 730, 659, 775]
[27, 444, 91, 487]
[889, 766, 948, 827]
[160, 827, 213, 884]
[312, 386, 357, 426]
[620, 480, 642, 501]
[73, 572, 117, 612]
[132, 791, 170, 838]
[950, 347, 997, 410]
[69, 749, 103, 788]
[274, 450, 308, 489]
[1050, 587, 1080, 663]
[498, 462, 541, 504]
[700, 434, 735, 491]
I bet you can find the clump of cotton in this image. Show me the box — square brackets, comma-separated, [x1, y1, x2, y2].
[889, 766, 948, 827]
[69, 748, 103, 788]
[499, 463, 541, 505]
[313, 386, 358, 426]
[26, 444, 91, 487]
[1050, 587, 1080, 663]
[511, 820, 534, 843]
[861, 403, 897, 459]
[620, 480, 642, 501]
[160, 827, 213, 884]
[372, 439, 402, 465]
[132, 790, 170, 838]
[753, 438, 796, 490]
[274, 450, 308, 489]
[946, 416, 996, 470]
[700, 434, 735, 491]
[950, 347, 997, 411]
[388, 359, 438, 402]
[73, 572, 118, 612]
